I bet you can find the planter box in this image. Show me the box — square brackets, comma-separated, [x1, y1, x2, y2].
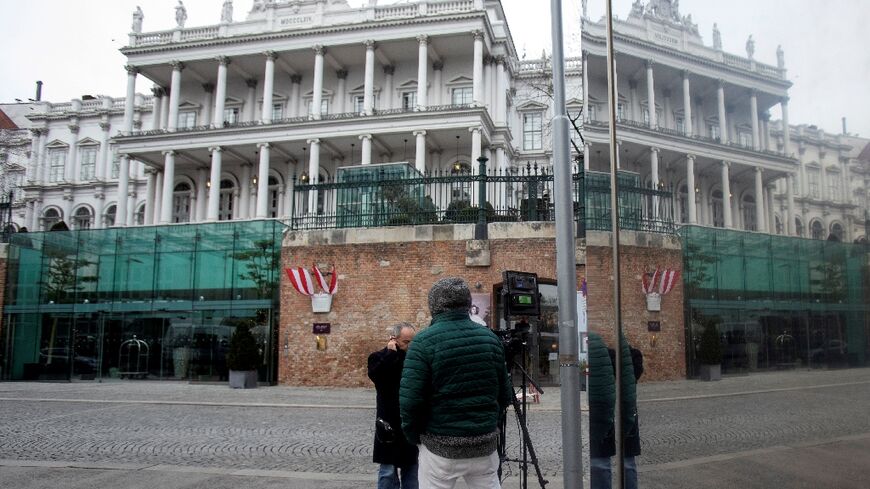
[228, 369, 258, 389]
[699, 363, 721, 381]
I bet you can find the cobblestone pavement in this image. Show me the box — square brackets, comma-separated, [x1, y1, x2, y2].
[0, 368, 868, 487]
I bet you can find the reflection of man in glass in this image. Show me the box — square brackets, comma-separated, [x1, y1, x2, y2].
[469, 304, 486, 327]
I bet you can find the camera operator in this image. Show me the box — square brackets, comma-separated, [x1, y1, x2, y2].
[368, 323, 419, 489]
[400, 277, 513, 489]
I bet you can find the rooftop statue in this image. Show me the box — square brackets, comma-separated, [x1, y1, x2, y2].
[131, 6, 143, 33]
[713, 23, 722, 50]
[175, 0, 188, 29]
[746, 35, 755, 59]
[221, 0, 233, 23]
[776, 44, 785, 69]
[644, 0, 682, 24]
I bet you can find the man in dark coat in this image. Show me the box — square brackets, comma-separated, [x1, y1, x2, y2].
[587, 332, 641, 489]
[368, 322, 419, 489]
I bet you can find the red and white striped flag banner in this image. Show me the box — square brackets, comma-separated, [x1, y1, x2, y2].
[642, 268, 660, 295]
[658, 269, 680, 295]
[313, 264, 338, 295]
[285, 267, 314, 296]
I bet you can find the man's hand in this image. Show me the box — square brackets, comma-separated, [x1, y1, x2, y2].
[387, 337, 398, 351]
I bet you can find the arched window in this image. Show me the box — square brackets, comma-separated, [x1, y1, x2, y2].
[795, 217, 804, 237]
[42, 208, 62, 231]
[173, 182, 192, 223]
[811, 220, 824, 240]
[742, 195, 756, 231]
[219, 179, 235, 221]
[104, 205, 117, 227]
[268, 176, 281, 218]
[774, 215, 783, 235]
[830, 223, 844, 242]
[135, 203, 146, 226]
[451, 161, 472, 203]
[73, 207, 92, 230]
[711, 190, 724, 228]
[678, 185, 689, 224]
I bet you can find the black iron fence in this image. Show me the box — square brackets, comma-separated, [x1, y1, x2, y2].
[0, 191, 12, 243]
[289, 162, 676, 234]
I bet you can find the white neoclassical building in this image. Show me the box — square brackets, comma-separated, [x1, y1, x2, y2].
[6, 0, 869, 241]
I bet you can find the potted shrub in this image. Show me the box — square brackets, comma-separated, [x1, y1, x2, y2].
[697, 319, 723, 381]
[226, 324, 260, 389]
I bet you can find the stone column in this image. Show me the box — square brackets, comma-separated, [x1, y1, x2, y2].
[285, 160, 296, 217]
[151, 87, 164, 130]
[686, 154, 697, 223]
[662, 90, 672, 129]
[417, 35, 429, 110]
[472, 30, 484, 107]
[240, 79, 256, 122]
[206, 147, 222, 221]
[239, 163, 252, 218]
[256, 143, 271, 217]
[196, 167, 207, 221]
[153, 171, 163, 225]
[167, 61, 184, 131]
[201, 83, 214, 128]
[384, 66, 395, 109]
[582, 52, 590, 121]
[214, 56, 229, 127]
[754, 167, 766, 232]
[646, 60, 656, 127]
[307, 139, 321, 212]
[98, 122, 110, 180]
[160, 90, 170, 129]
[750, 89, 760, 150]
[144, 169, 156, 225]
[262, 51, 277, 123]
[124, 65, 138, 133]
[159, 151, 176, 224]
[484, 55, 493, 111]
[682, 70, 692, 136]
[35, 129, 48, 183]
[721, 161, 733, 228]
[650, 147, 660, 188]
[766, 183, 776, 234]
[781, 97, 791, 156]
[65, 124, 79, 182]
[290, 75, 301, 117]
[414, 130, 427, 173]
[470, 126, 482, 164]
[336, 70, 348, 113]
[786, 173, 796, 235]
[496, 56, 506, 124]
[312, 46, 325, 119]
[360, 134, 372, 165]
[629, 80, 639, 122]
[717, 80, 728, 143]
[364, 40, 376, 115]
[117, 155, 130, 226]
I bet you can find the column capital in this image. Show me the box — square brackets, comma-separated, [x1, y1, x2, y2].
[468, 126, 481, 134]
[682, 69, 691, 79]
[364, 39, 376, 49]
[151, 86, 166, 97]
[125, 65, 139, 76]
[336, 69, 348, 79]
[290, 74, 302, 84]
[99, 122, 111, 131]
[162, 150, 176, 157]
[780, 96, 790, 105]
[257, 142, 271, 150]
[472, 30, 484, 41]
[686, 153, 696, 160]
[755, 166, 763, 174]
[749, 88, 758, 97]
[313, 45, 325, 56]
[306, 138, 321, 145]
[663, 88, 672, 98]
[717, 78, 725, 88]
[629, 80, 638, 90]
[68, 124, 80, 134]
[169, 60, 185, 71]
[417, 34, 429, 44]
[650, 146, 659, 153]
[29, 127, 44, 136]
[263, 50, 278, 61]
[208, 146, 222, 153]
[645, 59, 654, 69]
[358, 134, 372, 141]
[495, 55, 506, 65]
[431, 61, 442, 71]
[721, 160, 731, 168]
[413, 130, 427, 137]
[202, 83, 215, 93]
[245, 78, 258, 89]
[216, 55, 231, 66]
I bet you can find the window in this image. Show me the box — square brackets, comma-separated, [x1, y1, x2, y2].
[42, 208, 62, 230]
[523, 112, 543, 150]
[271, 103, 284, 121]
[223, 107, 240, 125]
[451, 87, 472, 105]
[353, 95, 365, 114]
[811, 220, 824, 240]
[712, 190, 724, 228]
[451, 162, 472, 203]
[178, 111, 197, 129]
[676, 117, 684, 134]
[807, 169, 820, 199]
[617, 103, 625, 121]
[135, 204, 146, 226]
[402, 91, 417, 111]
[308, 99, 329, 117]
[827, 171, 840, 202]
[738, 131, 752, 147]
[775, 215, 783, 235]
[268, 176, 280, 218]
[587, 104, 597, 121]
[104, 205, 117, 227]
[79, 147, 97, 181]
[172, 182, 192, 223]
[708, 123, 720, 141]
[73, 207, 92, 230]
[111, 156, 120, 179]
[742, 195, 757, 231]
[830, 223, 844, 241]
[219, 179, 235, 221]
[641, 107, 662, 126]
[48, 149, 66, 182]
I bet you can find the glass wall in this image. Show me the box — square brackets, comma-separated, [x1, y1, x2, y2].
[682, 225, 870, 376]
[2, 220, 283, 382]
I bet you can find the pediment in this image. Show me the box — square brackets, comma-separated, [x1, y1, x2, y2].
[566, 97, 583, 106]
[178, 100, 202, 109]
[396, 79, 419, 89]
[45, 139, 69, 148]
[224, 96, 244, 105]
[445, 75, 472, 86]
[516, 100, 548, 111]
[77, 137, 100, 146]
[302, 89, 335, 97]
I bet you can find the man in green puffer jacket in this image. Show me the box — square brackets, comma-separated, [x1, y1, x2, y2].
[400, 277, 513, 489]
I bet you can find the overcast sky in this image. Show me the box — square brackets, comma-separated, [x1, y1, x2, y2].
[1, 0, 867, 137]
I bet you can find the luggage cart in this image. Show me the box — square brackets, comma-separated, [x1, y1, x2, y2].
[118, 336, 150, 379]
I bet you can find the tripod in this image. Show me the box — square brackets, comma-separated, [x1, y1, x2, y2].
[498, 339, 549, 489]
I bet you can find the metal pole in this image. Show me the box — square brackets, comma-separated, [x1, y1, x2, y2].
[605, 0, 625, 487]
[550, 1, 584, 488]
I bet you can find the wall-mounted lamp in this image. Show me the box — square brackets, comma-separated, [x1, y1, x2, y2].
[300, 172, 309, 182]
[206, 179, 211, 188]
[252, 176, 258, 185]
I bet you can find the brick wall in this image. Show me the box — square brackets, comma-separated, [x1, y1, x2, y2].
[279, 225, 684, 386]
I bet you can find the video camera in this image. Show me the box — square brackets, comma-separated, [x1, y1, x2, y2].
[501, 270, 541, 320]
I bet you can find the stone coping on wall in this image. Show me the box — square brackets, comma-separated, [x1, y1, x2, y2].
[283, 222, 681, 251]
[0, 243, 7, 259]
